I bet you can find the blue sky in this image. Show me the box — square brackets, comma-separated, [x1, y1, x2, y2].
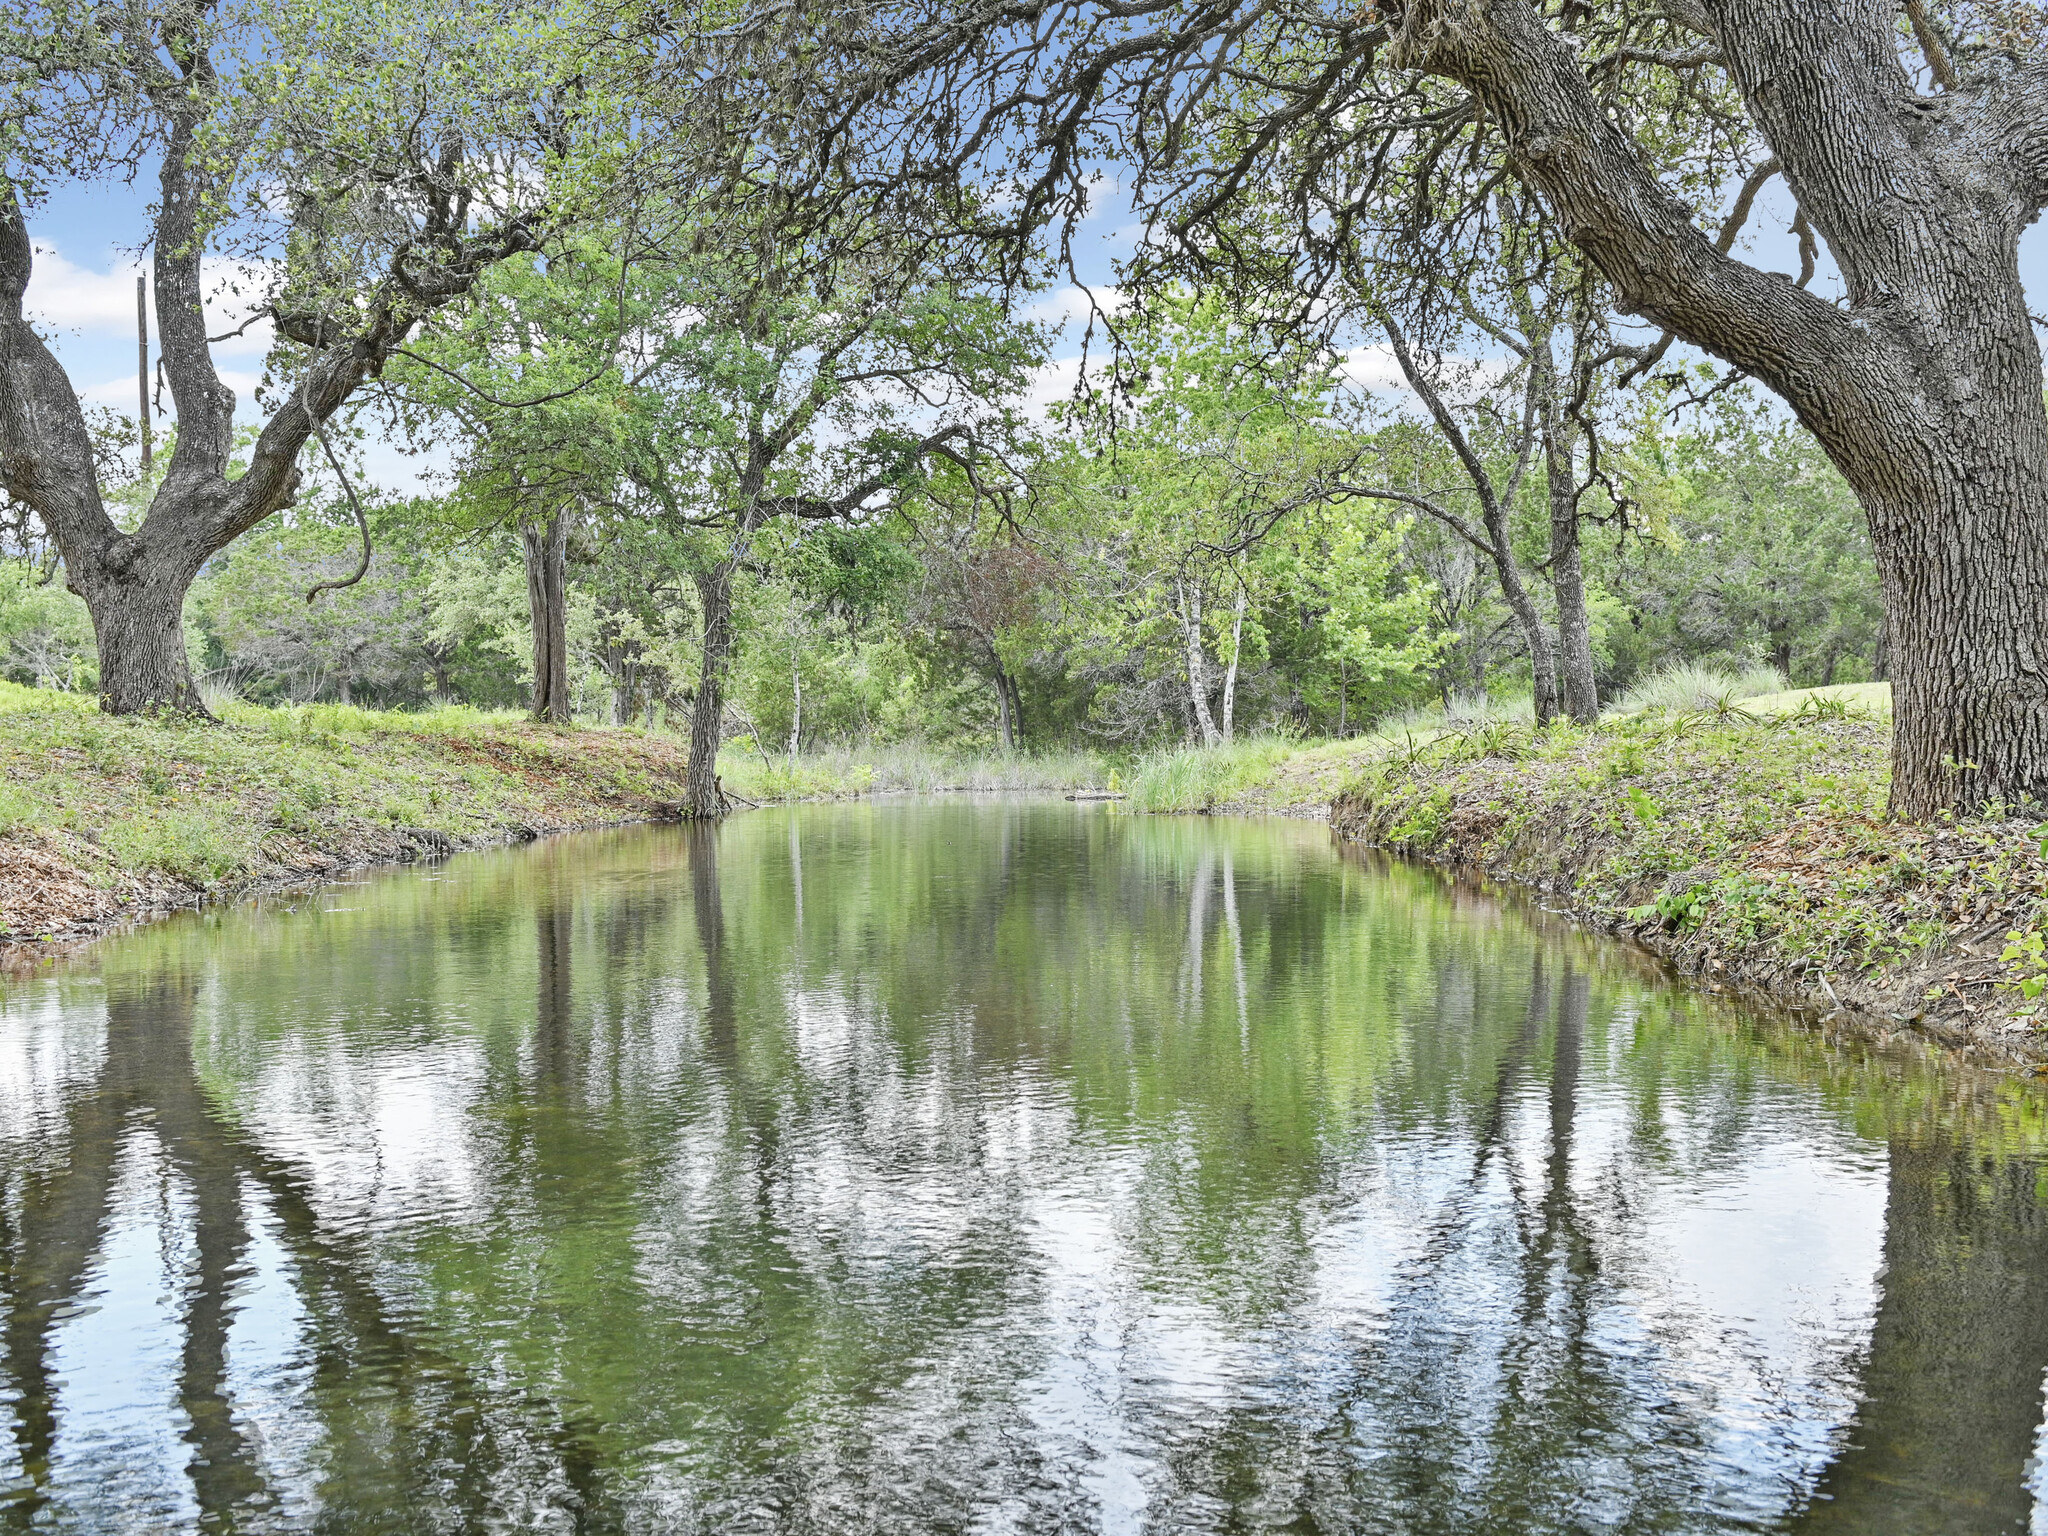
[20, 167, 2048, 497]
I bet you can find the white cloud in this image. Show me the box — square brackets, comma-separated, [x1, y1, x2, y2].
[1023, 285, 1128, 333]
[78, 367, 265, 412]
[1338, 343, 1409, 393]
[24, 246, 144, 333]
[26, 245, 275, 356]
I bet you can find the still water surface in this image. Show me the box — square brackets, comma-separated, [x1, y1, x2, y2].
[3, 801, 2048, 1534]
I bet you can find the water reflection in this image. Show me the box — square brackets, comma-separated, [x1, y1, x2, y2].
[1, 801, 2045, 1533]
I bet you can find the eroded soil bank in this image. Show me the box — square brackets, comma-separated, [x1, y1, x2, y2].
[1328, 707, 2048, 1069]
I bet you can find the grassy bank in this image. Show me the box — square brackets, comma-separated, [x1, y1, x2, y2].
[0, 684, 1109, 943]
[1325, 692, 2048, 1064]
[0, 684, 707, 942]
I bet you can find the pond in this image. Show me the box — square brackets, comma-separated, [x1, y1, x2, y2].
[2, 800, 2046, 1534]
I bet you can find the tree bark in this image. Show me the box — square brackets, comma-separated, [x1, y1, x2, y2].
[989, 652, 1024, 752]
[522, 512, 572, 724]
[1178, 578, 1224, 747]
[610, 658, 637, 727]
[1544, 430, 1599, 724]
[1526, 320, 1600, 725]
[1488, 534, 1560, 726]
[73, 547, 211, 713]
[1220, 581, 1246, 743]
[0, 64, 537, 720]
[685, 549, 742, 816]
[1394, 0, 2048, 813]
[788, 653, 802, 764]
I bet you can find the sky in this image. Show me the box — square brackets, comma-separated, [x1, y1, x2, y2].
[19, 163, 2048, 500]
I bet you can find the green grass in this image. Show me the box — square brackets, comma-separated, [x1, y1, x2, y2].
[717, 741, 1108, 803]
[1122, 736, 1305, 813]
[1328, 698, 2048, 1038]
[0, 682, 694, 928]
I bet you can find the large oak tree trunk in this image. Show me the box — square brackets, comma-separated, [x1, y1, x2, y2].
[1396, 0, 2048, 814]
[69, 543, 210, 715]
[1824, 361, 2048, 819]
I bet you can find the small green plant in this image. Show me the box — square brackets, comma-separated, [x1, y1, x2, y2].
[1387, 787, 1453, 847]
[1623, 786, 1663, 825]
[0, 781, 33, 835]
[1605, 742, 1649, 780]
[2000, 926, 2048, 1022]
[1627, 883, 1706, 930]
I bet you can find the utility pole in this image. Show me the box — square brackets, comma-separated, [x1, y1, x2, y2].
[136, 273, 151, 473]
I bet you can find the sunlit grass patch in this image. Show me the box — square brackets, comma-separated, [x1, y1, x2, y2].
[717, 741, 1108, 803]
[99, 807, 262, 885]
[1611, 660, 1788, 715]
[0, 679, 95, 717]
[1122, 736, 1303, 813]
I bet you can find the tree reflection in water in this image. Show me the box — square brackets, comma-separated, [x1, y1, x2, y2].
[0, 803, 2043, 1533]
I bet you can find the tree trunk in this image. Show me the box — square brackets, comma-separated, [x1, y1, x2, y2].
[610, 659, 637, 728]
[685, 553, 741, 817]
[1219, 582, 1246, 743]
[522, 512, 571, 725]
[69, 546, 210, 716]
[1493, 556, 1560, 726]
[1857, 422, 2048, 818]
[788, 654, 802, 765]
[1544, 428, 1599, 724]
[1004, 669, 1026, 750]
[990, 655, 1020, 752]
[1395, 0, 2048, 813]
[1179, 578, 1223, 747]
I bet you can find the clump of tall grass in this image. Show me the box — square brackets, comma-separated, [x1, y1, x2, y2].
[1121, 735, 1300, 813]
[718, 741, 1109, 802]
[1612, 659, 1786, 715]
[1371, 690, 1535, 737]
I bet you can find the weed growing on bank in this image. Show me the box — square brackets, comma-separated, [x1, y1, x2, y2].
[1330, 693, 2048, 1052]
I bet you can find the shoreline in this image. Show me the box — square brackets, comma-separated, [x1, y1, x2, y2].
[12, 697, 2044, 1075]
[1326, 711, 2048, 1071]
